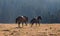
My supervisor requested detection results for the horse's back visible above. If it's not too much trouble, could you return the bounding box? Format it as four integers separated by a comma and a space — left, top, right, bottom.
16, 16, 28, 23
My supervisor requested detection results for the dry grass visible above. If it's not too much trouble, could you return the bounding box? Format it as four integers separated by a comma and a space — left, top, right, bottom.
0, 23, 60, 36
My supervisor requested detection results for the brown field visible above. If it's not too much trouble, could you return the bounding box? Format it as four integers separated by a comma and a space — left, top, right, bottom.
0, 23, 60, 36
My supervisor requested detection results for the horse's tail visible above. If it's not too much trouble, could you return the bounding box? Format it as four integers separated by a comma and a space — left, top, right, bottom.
16, 20, 17, 23
16, 18, 18, 23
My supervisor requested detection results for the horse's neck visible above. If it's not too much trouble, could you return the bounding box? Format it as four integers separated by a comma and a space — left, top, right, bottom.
34, 17, 37, 19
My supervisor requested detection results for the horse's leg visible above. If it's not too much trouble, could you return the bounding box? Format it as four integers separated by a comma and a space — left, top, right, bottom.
31, 23, 34, 27
25, 22, 27, 26
22, 22, 23, 27
18, 22, 20, 28
39, 23, 40, 26
38, 21, 40, 26
36, 23, 37, 27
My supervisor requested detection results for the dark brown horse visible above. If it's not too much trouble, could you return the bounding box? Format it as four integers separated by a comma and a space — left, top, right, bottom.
30, 16, 42, 27
16, 16, 28, 28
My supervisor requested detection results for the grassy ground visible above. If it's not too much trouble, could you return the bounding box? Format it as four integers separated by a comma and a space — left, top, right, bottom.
0, 23, 60, 36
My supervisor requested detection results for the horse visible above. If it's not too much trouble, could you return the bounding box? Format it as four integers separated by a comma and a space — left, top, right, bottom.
16, 16, 28, 28
30, 16, 42, 27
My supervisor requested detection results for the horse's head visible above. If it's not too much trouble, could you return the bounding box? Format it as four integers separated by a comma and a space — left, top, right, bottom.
37, 16, 42, 20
